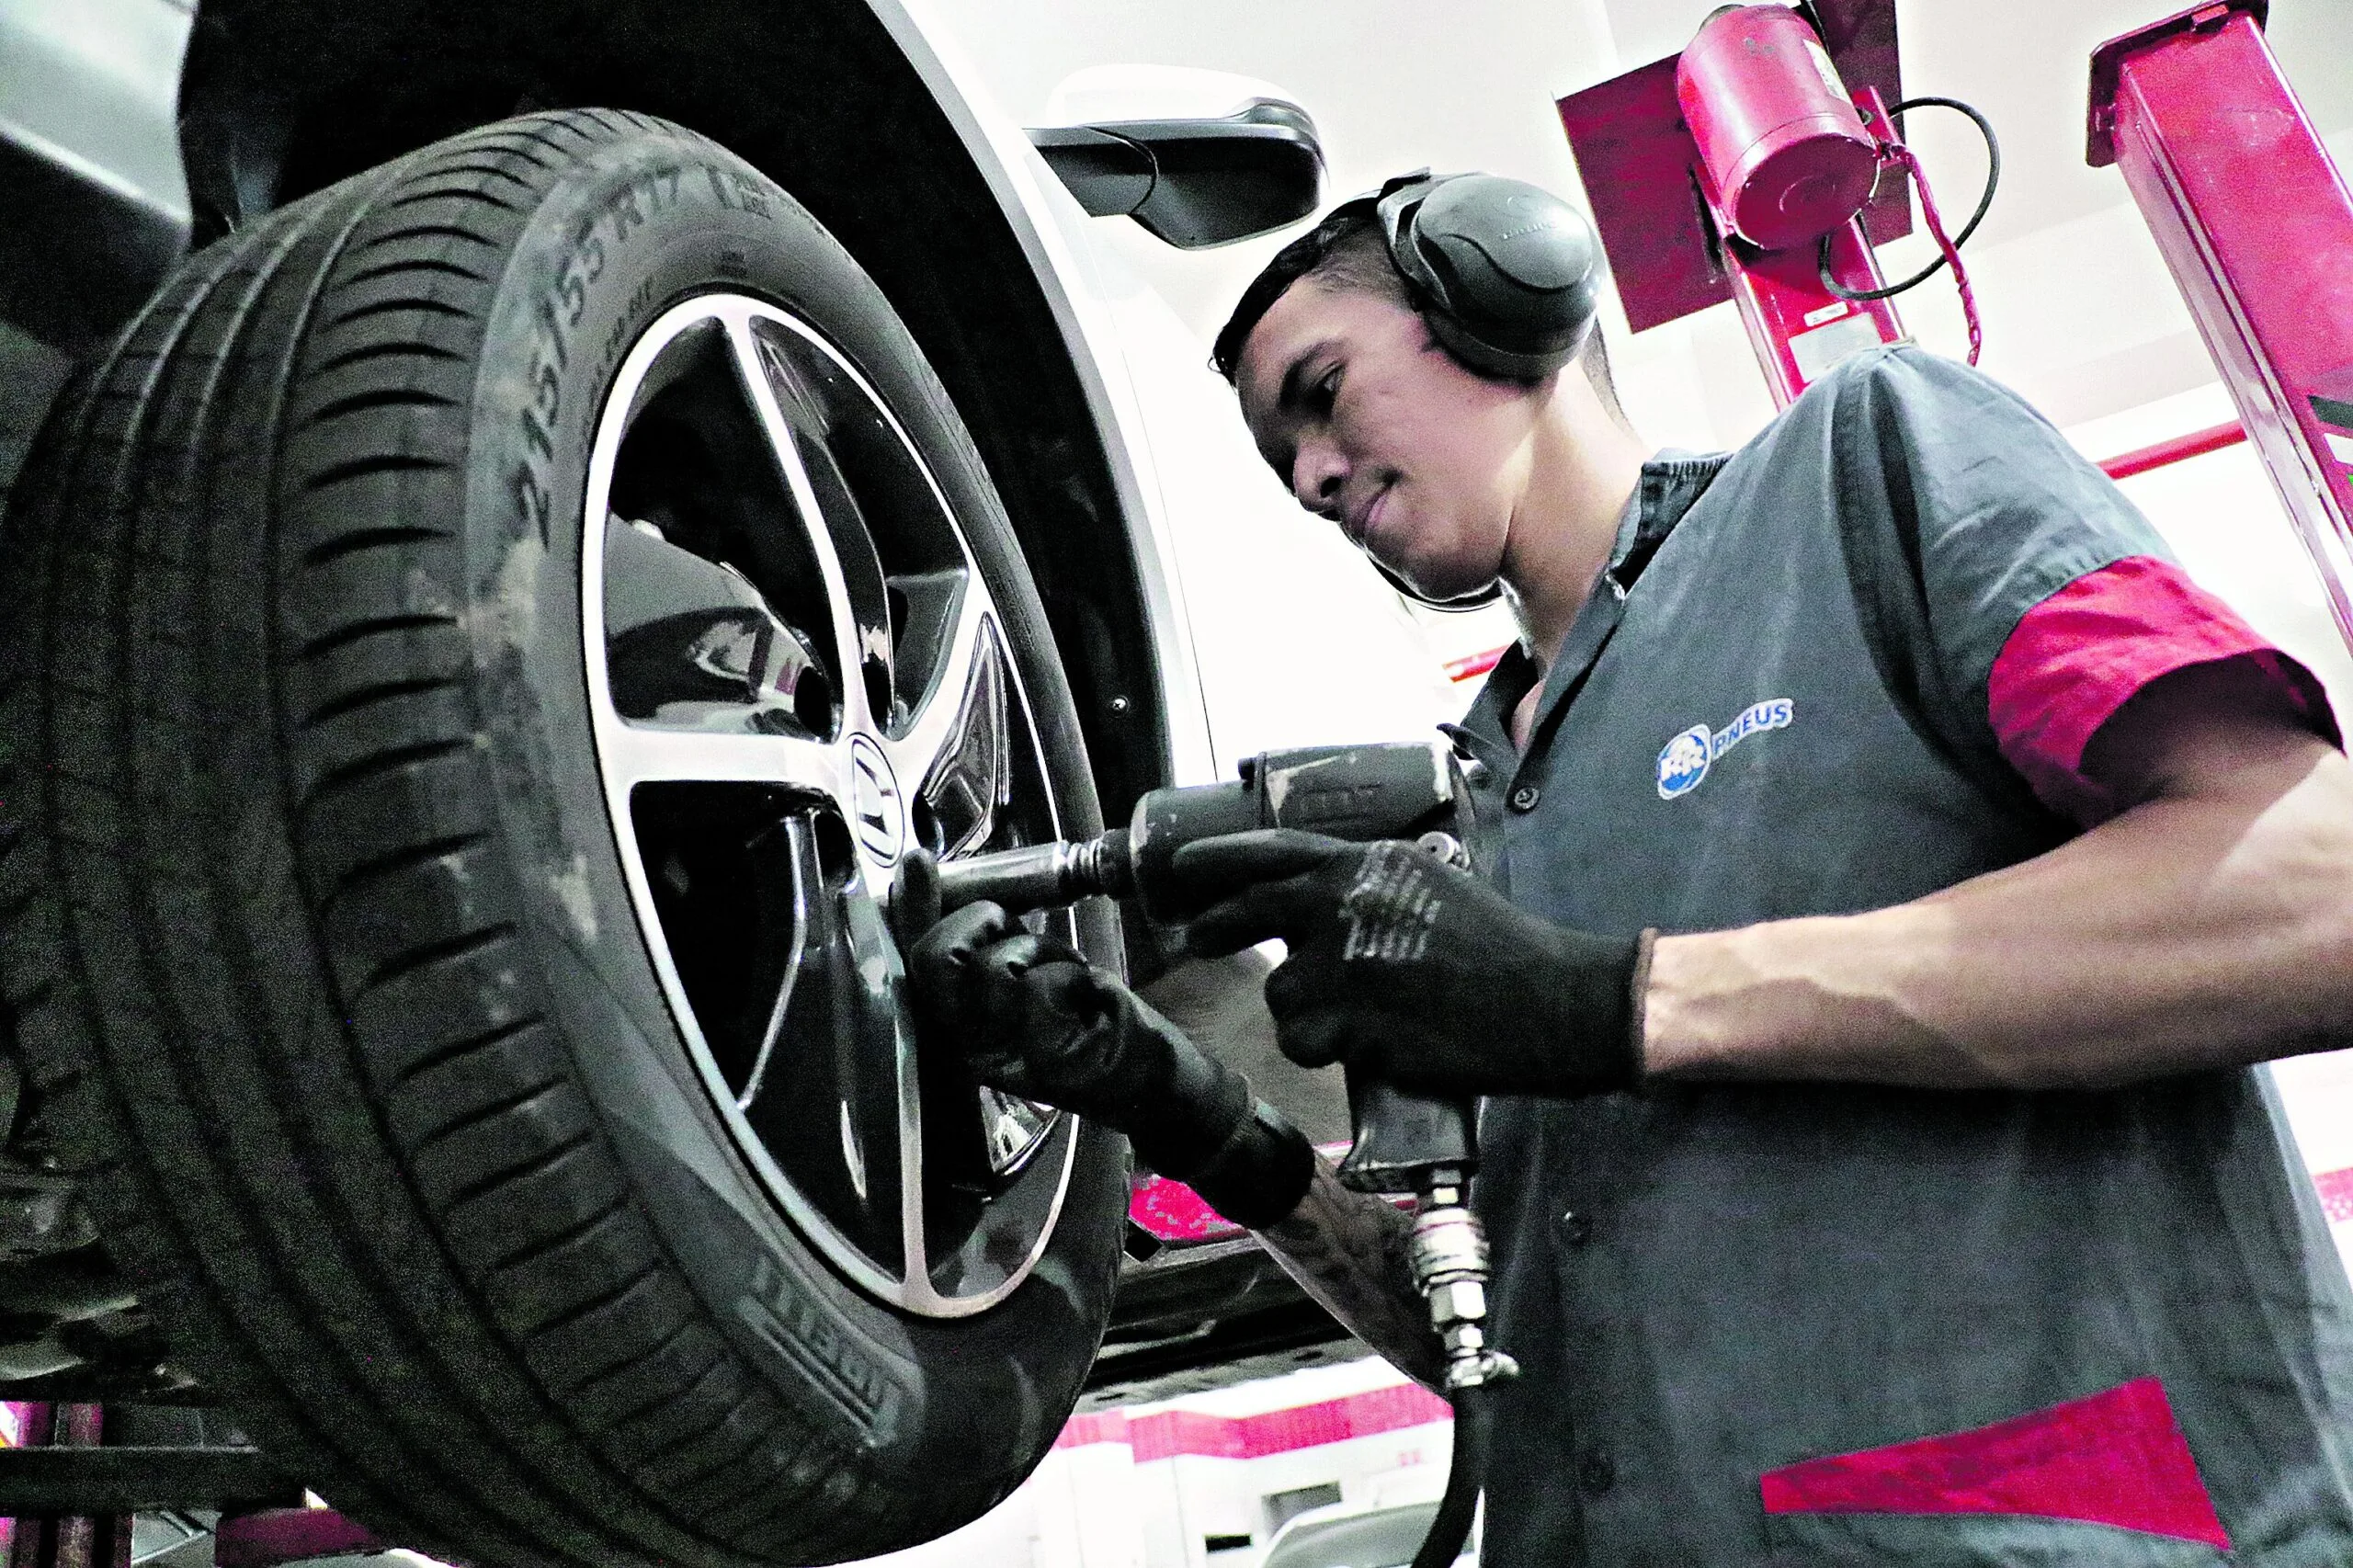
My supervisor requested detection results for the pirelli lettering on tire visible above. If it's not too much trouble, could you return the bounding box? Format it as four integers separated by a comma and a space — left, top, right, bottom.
738, 1254, 905, 1447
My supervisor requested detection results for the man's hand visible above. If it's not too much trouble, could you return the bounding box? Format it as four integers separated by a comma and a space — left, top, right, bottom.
908, 902, 1179, 1124
1174, 830, 1651, 1098
904, 900, 1313, 1229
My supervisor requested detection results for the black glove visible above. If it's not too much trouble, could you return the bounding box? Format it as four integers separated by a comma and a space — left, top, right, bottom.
905, 901, 1313, 1230
1173, 830, 1652, 1099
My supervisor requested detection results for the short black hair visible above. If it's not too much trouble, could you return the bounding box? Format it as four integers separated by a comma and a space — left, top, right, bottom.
1212, 194, 1627, 427
1211, 197, 1400, 383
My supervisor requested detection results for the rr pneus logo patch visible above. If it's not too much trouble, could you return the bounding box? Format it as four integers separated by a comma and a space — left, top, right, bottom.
1656, 698, 1795, 799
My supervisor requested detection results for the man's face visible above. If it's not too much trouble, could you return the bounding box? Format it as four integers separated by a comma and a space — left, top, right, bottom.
1235, 279, 1540, 601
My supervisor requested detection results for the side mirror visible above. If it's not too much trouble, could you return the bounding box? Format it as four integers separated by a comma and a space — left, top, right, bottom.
1029, 99, 1325, 249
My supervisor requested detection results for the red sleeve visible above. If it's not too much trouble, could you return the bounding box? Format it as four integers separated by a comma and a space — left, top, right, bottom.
1985, 556, 2340, 824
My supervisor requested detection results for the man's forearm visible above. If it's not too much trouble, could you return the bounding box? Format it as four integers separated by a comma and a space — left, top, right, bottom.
1643, 728, 2353, 1089
1250, 1154, 1445, 1390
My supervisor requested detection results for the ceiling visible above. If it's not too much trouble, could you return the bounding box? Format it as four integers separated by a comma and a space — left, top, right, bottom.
904, 0, 2353, 446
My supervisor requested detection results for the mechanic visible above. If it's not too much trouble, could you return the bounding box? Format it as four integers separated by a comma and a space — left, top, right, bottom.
909, 178, 2353, 1563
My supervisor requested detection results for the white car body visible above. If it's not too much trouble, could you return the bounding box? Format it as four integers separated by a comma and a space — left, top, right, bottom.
872, 11, 1487, 787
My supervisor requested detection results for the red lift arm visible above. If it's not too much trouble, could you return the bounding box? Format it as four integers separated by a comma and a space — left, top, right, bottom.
2091, 0, 2353, 655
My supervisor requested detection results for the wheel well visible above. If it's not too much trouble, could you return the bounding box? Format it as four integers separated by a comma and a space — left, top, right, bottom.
178, 0, 1171, 824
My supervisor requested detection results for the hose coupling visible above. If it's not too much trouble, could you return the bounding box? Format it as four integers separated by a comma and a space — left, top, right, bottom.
1411, 1182, 1519, 1392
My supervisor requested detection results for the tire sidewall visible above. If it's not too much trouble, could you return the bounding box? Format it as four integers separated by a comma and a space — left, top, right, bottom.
456, 122, 1123, 1492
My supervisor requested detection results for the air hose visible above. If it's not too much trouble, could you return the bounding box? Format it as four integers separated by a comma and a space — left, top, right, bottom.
1395, 1178, 1515, 1568
1818, 97, 2002, 364
1412, 1381, 1497, 1568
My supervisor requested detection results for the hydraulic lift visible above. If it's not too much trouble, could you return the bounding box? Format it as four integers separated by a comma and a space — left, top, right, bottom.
0, 1396, 376, 1568
1555, 0, 2353, 663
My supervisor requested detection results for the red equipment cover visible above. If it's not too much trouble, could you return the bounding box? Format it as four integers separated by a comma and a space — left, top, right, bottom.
1556, 0, 1908, 334
1677, 4, 1879, 252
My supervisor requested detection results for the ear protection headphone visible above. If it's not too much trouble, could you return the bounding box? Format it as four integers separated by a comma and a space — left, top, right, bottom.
1353, 172, 1604, 609
1374, 170, 1603, 383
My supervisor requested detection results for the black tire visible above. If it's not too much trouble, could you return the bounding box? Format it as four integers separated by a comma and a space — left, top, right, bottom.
0, 108, 1126, 1567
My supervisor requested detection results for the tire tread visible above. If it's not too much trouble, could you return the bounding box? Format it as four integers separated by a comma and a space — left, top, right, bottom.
0, 108, 1114, 1568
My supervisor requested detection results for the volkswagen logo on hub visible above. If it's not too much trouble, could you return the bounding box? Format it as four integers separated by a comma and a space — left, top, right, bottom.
848, 734, 905, 864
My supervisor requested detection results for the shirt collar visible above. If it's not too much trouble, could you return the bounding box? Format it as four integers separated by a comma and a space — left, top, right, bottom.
1456, 449, 1732, 745
1608, 449, 1731, 593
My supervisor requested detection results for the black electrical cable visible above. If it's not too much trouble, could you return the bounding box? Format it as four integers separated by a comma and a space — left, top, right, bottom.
1816, 96, 2001, 301
1409, 1382, 1495, 1568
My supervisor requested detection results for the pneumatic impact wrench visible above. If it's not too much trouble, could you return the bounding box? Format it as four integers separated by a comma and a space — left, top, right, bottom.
908, 738, 1520, 1393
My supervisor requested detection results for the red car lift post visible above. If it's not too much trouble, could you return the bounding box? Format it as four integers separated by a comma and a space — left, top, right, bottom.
2091, 0, 2353, 656
1, 1399, 341, 1568
4, 1404, 128, 1568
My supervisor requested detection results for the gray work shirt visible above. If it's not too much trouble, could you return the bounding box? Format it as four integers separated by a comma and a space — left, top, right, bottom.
1449, 347, 2353, 1565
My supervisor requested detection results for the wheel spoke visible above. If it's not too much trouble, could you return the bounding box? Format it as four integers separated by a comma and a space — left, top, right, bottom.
599, 721, 841, 797
732, 815, 813, 1112
890, 607, 1010, 859
734, 840, 912, 1274
722, 312, 882, 734
733, 314, 900, 733
977, 1089, 1058, 1175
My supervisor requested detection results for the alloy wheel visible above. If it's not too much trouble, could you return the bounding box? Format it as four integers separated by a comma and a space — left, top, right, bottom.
580, 293, 1076, 1317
